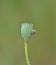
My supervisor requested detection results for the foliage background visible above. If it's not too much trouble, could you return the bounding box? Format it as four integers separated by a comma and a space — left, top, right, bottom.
0, 0, 56, 65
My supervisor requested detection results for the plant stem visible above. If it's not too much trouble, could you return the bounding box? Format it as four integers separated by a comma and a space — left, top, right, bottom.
24, 40, 30, 65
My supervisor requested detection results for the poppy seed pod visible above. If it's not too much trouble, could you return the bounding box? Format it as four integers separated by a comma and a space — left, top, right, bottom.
21, 23, 36, 40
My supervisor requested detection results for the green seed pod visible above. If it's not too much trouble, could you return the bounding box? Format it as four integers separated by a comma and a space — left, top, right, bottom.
21, 23, 34, 40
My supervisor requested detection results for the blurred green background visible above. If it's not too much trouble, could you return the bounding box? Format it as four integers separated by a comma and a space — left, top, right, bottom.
0, 0, 56, 65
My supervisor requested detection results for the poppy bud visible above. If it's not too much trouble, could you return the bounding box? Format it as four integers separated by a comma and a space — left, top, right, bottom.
21, 23, 36, 40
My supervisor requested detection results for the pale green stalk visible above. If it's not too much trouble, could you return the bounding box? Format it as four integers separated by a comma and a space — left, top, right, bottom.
24, 40, 30, 65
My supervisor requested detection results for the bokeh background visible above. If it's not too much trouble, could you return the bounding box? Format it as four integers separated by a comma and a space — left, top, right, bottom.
0, 0, 56, 65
